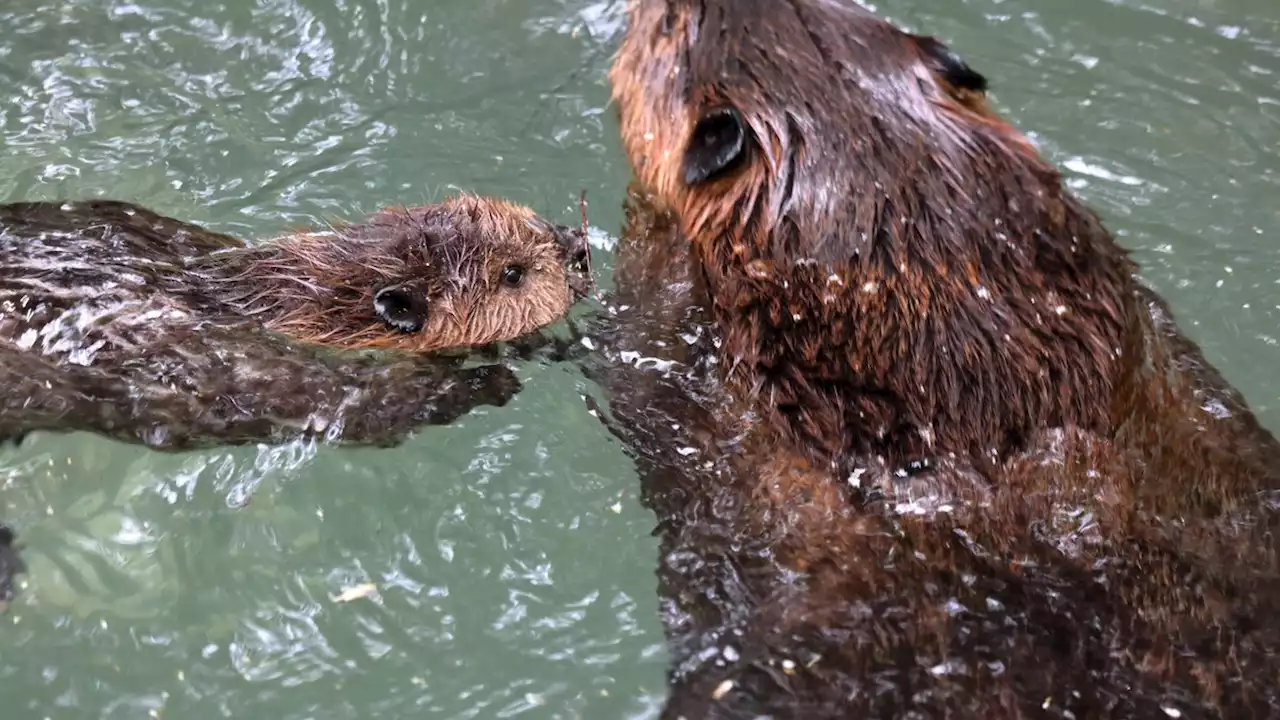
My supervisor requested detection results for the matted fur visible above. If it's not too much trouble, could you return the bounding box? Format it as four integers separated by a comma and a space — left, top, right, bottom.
198, 194, 587, 352
611, 0, 1134, 468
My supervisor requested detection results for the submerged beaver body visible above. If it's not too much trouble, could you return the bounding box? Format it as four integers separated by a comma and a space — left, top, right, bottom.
590, 0, 1280, 717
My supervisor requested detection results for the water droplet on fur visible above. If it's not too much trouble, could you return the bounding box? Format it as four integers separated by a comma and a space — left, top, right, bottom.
928, 659, 965, 676
711, 679, 735, 700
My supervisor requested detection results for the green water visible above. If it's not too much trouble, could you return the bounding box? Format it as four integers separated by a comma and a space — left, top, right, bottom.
1, 0, 1277, 717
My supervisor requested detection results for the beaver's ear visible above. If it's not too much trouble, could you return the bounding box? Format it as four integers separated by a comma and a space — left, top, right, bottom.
373, 284, 429, 333
911, 35, 987, 94
683, 106, 748, 186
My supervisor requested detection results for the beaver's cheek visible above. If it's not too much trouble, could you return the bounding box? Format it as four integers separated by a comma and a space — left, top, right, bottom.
682, 105, 749, 186
372, 284, 429, 333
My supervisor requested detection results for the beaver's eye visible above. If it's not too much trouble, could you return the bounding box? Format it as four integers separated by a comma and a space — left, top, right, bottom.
501, 264, 525, 288
683, 106, 748, 186
910, 34, 988, 94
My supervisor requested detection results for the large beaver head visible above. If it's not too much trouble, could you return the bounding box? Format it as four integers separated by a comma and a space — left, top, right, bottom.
206, 194, 592, 353
610, 0, 1138, 466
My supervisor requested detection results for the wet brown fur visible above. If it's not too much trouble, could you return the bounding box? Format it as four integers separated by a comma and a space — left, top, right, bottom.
200, 193, 589, 353
588, 0, 1280, 717
611, 0, 1135, 470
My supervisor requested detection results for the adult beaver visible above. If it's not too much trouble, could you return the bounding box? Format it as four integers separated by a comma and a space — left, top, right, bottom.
589, 0, 1280, 717
0, 194, 592, 452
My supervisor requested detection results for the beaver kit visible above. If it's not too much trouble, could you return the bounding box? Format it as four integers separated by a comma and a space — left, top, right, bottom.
592, 0, 1280, 716
0, 194, 591, 608
0, 195, 592, 452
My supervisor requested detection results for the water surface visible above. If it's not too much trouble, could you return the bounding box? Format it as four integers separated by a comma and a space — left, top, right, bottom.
1, 0, 1277, 717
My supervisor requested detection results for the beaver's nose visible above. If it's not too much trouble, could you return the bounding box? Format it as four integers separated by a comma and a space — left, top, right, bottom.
553, 224, 590, 268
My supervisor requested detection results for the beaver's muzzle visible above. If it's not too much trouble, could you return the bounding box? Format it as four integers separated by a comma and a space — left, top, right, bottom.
553, 223, 593, 298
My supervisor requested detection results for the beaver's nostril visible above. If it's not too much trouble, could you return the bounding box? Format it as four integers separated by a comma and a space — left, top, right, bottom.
552, 224, 590, 268
551, 224, 575, 244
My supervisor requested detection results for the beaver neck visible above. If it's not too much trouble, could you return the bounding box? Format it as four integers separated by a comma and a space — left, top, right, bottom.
193, 232, 389, 345
701, 188, 1138, 469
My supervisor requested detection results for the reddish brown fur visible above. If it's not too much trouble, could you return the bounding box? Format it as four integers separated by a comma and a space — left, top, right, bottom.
611, 0, 1134, 469
589, 1, 1280, 717
200, 193, 591, 353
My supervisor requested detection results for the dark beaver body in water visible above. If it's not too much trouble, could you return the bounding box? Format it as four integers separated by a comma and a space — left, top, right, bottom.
586, 0, 1280, 717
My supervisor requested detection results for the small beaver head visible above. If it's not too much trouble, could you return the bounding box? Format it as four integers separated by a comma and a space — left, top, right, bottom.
610, 0, 1135, 462
205, 194, 593, 353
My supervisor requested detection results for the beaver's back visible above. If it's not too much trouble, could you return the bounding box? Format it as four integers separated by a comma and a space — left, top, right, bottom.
0, 200, 247, 362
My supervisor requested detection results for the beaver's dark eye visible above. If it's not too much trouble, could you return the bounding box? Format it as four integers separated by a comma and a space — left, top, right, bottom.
683, 106, 748, 186
501, 264, 525, 288
373, 284, 428, 333
911, 35, 988, 94
659, 7, 675, 35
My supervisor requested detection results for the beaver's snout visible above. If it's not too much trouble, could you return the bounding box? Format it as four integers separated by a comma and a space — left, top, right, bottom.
553, 224, 590, 271
553, 223, 593, 299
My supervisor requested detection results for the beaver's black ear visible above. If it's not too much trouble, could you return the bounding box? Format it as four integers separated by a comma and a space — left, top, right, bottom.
683, 106, 748, 186
912, 35, 987, 93
373, 284, 428, 333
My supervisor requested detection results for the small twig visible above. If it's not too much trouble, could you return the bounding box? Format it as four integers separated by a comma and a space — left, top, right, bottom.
578, 189, 600, 300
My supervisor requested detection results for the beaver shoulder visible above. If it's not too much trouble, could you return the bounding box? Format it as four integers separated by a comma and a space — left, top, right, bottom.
600, 0, 1280, 716
0, 195, 591, 451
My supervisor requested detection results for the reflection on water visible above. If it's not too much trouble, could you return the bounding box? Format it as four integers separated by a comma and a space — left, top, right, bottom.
1, 0, 1279, 717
